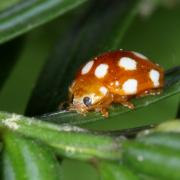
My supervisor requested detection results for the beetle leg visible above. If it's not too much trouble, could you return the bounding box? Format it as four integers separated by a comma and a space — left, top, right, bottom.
120, 101, 135, 109
113, 95, 135, 109
94, 93, 113, 118
100, 108, 109, 117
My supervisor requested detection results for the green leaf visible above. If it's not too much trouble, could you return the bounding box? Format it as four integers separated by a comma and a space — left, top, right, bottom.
154, 120, 180, 133
137, 132, 180, 151
3, 132, 62, 180
1, 113, 180, 179
39, 66, 180, 125
177, 104, 180, 118
122, 140, 180, 180
0, 112, 122, 161
0, 0, 88, 44
0, 0, 21, 11
121, 121, 180, 179
0, 37, 23, 91
25, 0, 139, 116
98, 161, 139, 180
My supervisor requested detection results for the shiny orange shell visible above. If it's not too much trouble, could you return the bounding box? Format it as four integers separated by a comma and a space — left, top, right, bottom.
68, 50, 164, 117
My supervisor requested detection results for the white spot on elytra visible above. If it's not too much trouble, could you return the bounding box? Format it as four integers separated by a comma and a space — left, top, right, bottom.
118, 57, 137, 70
123, 79, 138, 94
149, 69, 160, 87
99, 86, 108, 95
95, 64, 109, 78
81, 60, 94, 75
133, 51, 148, 60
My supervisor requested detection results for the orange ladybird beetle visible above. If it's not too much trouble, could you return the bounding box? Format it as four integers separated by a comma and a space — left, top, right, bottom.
68, 50, 164, 117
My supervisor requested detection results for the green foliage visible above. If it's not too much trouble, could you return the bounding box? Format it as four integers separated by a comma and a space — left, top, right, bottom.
0, 112, 180, 179
3, 132, 61, 180
0, 0, 88, 44
98, 161, 139, 180
122, 140, 180, 180
0, 0, 179, 179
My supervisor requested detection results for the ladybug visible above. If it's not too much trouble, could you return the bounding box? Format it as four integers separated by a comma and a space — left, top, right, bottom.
68, 50, 164, 117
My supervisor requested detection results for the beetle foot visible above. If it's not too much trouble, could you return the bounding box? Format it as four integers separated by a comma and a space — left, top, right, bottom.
121, 101, 135, 109
100, 108, 109, 118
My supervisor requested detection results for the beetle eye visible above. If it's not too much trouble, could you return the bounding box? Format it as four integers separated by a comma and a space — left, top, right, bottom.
83, 97, 92, 107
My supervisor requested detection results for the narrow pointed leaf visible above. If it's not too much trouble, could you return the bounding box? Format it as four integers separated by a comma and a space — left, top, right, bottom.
98, 161, 139, 180
0, 0, 21, 11
0, 37, 23, 90
0, 112, 122, 161
137, 132, 180, 150
0, 0, 88, 44
176, 104, 180, 118
155, 120, 180, 133
122, 140, 180, 180
3, 132, 62, 180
